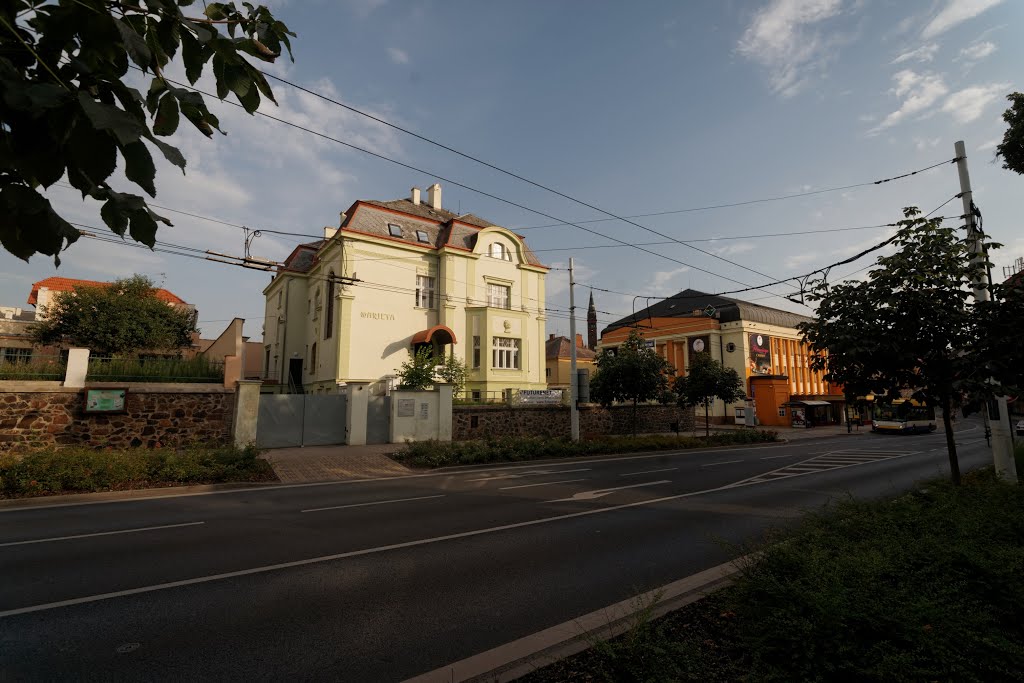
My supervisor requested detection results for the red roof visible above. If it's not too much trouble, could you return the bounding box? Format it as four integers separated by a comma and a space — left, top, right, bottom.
28, 277, 187, 306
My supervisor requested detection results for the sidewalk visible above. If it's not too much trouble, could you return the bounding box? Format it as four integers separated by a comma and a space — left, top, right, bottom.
260, 443, 412, 484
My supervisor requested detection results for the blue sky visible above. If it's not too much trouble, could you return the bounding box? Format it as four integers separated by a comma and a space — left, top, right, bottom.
3, 0, 1022, 341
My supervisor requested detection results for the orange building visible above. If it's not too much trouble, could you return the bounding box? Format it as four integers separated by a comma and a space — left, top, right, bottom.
600, 289, 844, 427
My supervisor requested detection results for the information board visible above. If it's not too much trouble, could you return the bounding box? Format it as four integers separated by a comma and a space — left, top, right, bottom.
84, 388, 127, 414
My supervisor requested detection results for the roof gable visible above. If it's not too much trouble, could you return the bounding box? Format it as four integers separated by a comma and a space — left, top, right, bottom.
28, 277, 187, 306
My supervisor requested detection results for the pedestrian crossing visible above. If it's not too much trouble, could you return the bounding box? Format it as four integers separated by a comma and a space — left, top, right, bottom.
727, 449, 919, 488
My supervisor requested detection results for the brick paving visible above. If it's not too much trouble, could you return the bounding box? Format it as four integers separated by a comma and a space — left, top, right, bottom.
261, 444, 412, 484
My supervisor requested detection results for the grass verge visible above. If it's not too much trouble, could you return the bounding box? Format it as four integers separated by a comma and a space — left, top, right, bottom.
523, 468, 1024, 682
392, 430, 780, 469
0, 445, 276, 498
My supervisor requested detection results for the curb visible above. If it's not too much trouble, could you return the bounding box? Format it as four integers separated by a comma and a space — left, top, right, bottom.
403, 557, 746, 683
0, 480, 281, 511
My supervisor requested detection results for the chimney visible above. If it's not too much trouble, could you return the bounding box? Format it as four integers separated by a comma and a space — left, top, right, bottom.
324, 227, 338, 239
410, 187, 421, 205
427, 183, 441, 210
576, 333, 584, 348
339, 211, 347, 226
549, 333, 555, 340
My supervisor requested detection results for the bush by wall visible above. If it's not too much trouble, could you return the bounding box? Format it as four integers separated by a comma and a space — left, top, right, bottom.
393, 430, 779, 468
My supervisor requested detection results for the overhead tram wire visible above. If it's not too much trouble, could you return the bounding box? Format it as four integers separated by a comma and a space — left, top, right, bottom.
138, 71, 802, 301
263, 70, 956, 279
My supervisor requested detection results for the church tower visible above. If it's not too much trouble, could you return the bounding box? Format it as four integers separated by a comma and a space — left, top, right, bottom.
587, 290, 598, 350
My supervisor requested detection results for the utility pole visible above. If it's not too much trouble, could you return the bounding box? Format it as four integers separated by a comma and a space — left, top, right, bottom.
569, 257, 580, 441
955, 140, 1017, 482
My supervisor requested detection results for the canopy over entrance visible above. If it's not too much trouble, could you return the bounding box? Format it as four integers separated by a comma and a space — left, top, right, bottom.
411, 325, 457, 346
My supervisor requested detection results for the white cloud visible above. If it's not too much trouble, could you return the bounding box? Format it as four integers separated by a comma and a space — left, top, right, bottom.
959, 40, 996, 60
891, 43, 939, 64
921, 0, 1005, 39
977, 137, 1001, 151
869, 70, 949, 133
942, 82, 1010, 123
711, 243, 756, 257
736, 0, 844, 97
914, 136, 941, 150
785, 251, 820, 270
652, 266, 690, 288
387, 47, 409, 65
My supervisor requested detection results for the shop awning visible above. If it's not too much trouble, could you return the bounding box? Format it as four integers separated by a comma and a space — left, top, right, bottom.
411, 325, 457, 346
783, 400, 832, 407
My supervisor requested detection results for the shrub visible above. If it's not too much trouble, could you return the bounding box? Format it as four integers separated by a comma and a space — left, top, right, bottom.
0, 445, 274, 497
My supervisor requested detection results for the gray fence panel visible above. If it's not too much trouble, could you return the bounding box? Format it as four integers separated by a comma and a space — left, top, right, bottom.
302, 394, 348, 446
366, 393, 390, 444
256, 394, 304, 448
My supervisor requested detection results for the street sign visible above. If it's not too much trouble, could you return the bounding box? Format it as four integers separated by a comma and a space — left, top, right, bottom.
643, 339, 656, 349
703, 305, 716, 317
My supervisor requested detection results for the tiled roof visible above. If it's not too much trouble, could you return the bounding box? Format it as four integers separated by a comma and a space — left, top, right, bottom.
345, 199, 546, 267
28, 277, 187, 306
545, 335, 597, 360
602, 289, 813, 334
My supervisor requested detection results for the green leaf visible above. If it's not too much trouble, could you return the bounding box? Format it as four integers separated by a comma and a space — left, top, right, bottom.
248, 65, 276, 104
153, 93, 180, 136
67, 121, 117, 187
147, 136, 186, 172
101, 197, 129, 237
78, 92, 146, 146
127, 207, 158, 246
121, 141, 157, 197
146, 77, 167, 115
236, 81, 260, 113
114, 18, 152, 69
179, 29, 205, 85
205, 4, 229, 21
212, 52, 230, 100
0, 184, 79, 261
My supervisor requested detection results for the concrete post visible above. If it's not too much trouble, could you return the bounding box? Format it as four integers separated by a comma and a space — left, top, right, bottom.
233, 379, 261, 448
438, 383, 453, 442
64, 348, 90, 388
346, 382, 370, 445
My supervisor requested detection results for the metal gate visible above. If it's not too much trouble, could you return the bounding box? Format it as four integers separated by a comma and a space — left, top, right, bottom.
366, 393, 390, 445
256, 394, 347, 448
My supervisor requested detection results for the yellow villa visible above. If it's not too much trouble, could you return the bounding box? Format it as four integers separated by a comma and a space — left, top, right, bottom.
262, 184, 549, 397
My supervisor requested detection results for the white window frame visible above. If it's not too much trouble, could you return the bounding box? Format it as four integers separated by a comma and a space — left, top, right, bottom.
492, 336, 520, 370
416, 275, 436, 309
489, 241, 513, 261
486, 283, 511, 309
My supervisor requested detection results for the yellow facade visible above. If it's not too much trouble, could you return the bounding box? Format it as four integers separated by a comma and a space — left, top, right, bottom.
262, 187, 549, 396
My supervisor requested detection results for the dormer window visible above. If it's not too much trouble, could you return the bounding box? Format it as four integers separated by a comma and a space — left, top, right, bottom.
388, 223, 403, 238
416, 230, 430, 243
489, 242, 512, 261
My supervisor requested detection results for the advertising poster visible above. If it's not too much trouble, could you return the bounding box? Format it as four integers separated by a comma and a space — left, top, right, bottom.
748, 334, 772, 375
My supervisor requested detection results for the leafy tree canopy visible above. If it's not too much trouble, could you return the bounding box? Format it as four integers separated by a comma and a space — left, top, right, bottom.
0, 0, 295, 263
30, 274, 198, 355
590, 329, 675, 407
396, 349, 470, 393
996, 92, 1024, 176
798, 207, 1001, 484
675, 352, 745, 437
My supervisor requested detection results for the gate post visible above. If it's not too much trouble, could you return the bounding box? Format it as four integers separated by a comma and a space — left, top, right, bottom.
233, 379, 261, 448
438, 383, 453, 442
346, 382, 370, 445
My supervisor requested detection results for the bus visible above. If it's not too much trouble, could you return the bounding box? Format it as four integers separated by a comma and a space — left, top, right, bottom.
871, 399, 937, 434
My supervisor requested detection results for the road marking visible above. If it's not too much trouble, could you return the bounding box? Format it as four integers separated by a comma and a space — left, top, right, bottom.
702, 459, 743, 467
0, 522, 204, 548
620, 467, 678, 477
465, 468, 590, 483
551, 480, 671, 503
301, 495, 444, 513
760, 453, 799, 460
499, 478, 589, 491
727, 449, 920, 488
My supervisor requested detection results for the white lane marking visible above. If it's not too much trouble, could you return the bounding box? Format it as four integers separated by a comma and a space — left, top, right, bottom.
760, 453, 800, 460
302, 495, 444, 513
499, 478, 589, 491
551, 480, 671, 503
0, 522, 204, 548
0, 443, 800, 513
620, 467, 678, 477
702, 459, 744, 467
465, 468, 591, 483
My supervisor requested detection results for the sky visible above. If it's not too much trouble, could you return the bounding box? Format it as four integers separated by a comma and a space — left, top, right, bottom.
2, 0, 1022, 342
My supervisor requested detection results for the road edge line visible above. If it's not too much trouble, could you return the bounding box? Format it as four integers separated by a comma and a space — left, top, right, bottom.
402, 556, 747, 683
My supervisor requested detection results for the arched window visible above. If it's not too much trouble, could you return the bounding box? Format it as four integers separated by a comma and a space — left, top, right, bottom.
490, 241, 513, 261
325, 271, 335, 339
310, 343, 317, 373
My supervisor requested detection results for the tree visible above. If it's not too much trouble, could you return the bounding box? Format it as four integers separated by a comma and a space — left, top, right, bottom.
29, 274, 197, 355
590, 328, 675, 435
0, 1, 295, 263
798, 207, 1001, 485
435, 353, 469, 397
996, 92, 1024, 176
674, 352, 745, 438
395, 347, 436, 390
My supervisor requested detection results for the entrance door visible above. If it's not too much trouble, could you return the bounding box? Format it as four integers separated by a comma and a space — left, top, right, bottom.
366, 392, 390, 444
288, 358, 303, 392
256, 393, 347, 448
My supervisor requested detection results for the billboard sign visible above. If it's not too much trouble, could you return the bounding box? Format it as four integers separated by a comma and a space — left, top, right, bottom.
688, 335, 710, 356
748, 334, 772, 375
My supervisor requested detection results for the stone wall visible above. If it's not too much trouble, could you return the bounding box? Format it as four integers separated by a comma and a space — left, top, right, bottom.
0, 382, 234, 452
453, 403, 695, 441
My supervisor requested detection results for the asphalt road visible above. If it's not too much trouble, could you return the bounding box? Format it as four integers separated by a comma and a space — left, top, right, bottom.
0, 422, 991, 681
